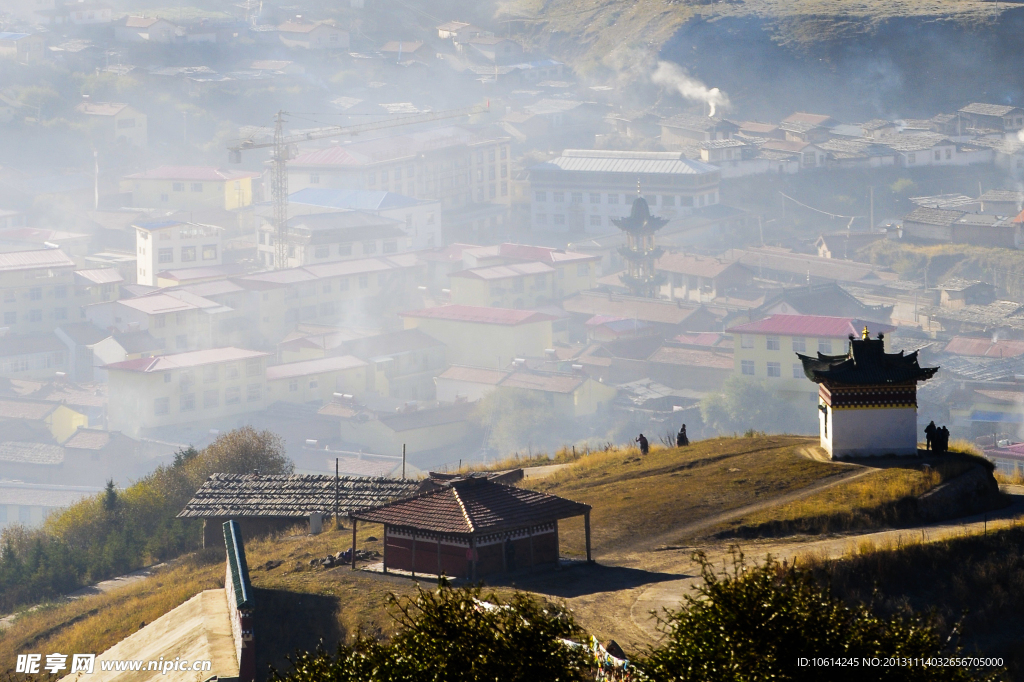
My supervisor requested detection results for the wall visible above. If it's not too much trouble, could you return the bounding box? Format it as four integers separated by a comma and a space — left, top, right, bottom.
823, 404, 919, 457
383, 523, 558, 578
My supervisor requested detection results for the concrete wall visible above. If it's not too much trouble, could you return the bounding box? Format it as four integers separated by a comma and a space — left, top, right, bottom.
823, 404, 919, 458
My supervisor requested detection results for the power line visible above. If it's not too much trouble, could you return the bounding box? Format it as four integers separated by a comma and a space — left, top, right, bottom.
779, 191, 866, 221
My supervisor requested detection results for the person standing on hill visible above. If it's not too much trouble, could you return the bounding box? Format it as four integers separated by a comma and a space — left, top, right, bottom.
636, 433, 649, 455
938, 426, 950, 454
677, 424, 689, 447
924, 421, 937, 451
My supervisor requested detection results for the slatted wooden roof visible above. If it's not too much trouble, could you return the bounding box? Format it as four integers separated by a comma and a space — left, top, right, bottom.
177, 473, 423, 519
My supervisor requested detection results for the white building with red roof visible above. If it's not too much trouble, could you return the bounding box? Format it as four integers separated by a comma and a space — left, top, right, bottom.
106, 347, 270, 436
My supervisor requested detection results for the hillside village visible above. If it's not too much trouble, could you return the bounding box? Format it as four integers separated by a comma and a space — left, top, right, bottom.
2, 0, 1024, 535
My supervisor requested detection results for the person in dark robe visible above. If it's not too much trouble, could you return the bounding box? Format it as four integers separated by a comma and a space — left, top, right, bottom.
924, 421, 937, 451
677, 424, 689, 447
636, 433, 649, 455
938, 426, 950, 454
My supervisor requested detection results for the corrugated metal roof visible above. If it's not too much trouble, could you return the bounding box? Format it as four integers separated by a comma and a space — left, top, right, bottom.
124, 166, 259, 181
450, 262, 554, 281
437, 365, 509, 385
106, 347, 268, 372
536, 151, 718, 176
0, 249, 76, 272
266, 355, 366, 380
400, 304, 556, 326
727, 314, 895, 338
75, 268, 124, 285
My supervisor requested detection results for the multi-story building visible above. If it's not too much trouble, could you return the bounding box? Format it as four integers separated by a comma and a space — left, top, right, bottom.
286, 126, 512, 211
289, 188, 443, 250
0, 32, 46, 63
135, 219, 223, 286
0, 250, 79, 335
726, 315, 895, 406
449, 262, 555, 308
255, 211, 407, 269
84, 290, 229, 352
121, 166, 259, 210
528, 150, 721, 233
106, 347, 270, 437
265, 355, 368, 405
76, 101, 147, 147
458, 243, 599, 299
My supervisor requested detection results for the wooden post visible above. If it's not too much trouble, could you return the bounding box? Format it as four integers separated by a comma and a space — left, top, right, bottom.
584, 511, 592, 563
411, 529, 417, 579
350, 519, 357, 570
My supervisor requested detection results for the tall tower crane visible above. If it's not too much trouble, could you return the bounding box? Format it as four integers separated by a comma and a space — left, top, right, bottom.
228, 104, 488, 269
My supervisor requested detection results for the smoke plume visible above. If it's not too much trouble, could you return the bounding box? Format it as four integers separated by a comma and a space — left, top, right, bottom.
652, 61, 730, 117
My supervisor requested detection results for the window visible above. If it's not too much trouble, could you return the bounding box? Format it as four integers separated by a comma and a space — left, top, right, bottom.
338, 243, 353, 256
740, 334, 754, 349
381, 170, 388, 183
383, 240, 398, 254
818, 339, 832, 354
117, 118, 135, 129
338, 278, 350, 291
172, 182, 184, 192
501, 181, 508, 196
29, 287, 41, 301
589, 215, 602, 227
175, 334, 187, 349
741, 360, 755, 376
246, 358, 262, 377
246, 384, 262, 402
362, 241, 377, 255
793, 363, 804, 379
367, 172, 376, 185
309, 379, 319, 389
160, 193, 169, 202
202, 245, 217, 261
224, 362, 239, 380
154, 315, 166, 329
54, 307, 67, 320
29, 309, 41, 322
2, 311, 14, 325
945, 148, 952, 159
225, 386, 241, 405
553, 214, 565, 226
663, 195, 676, 206
181, 246, 196, 262
315, 245, 330, 259
577, 263, 590, 276
907, 153, 916, 165
553, 192, 565, 203
158, 248, 173, 264
54, 286, 67, 299
766, 336, 780, 351
3, 290, 14, 303
589, 192, 601, 204
934, 150, 941, 161
792, 337, 806, 352
154, 397, 170, 415
164, 372, 172, 383
359, 275, 369, 288
571, 192, 583, 204
289, 379, 298, 392
203, 365, 218, 383
203, 389, 219, 408
680, 196, 694, 207
535, 214, 547, 225
191, 183, 203, 192
180, 393, 195, 411
767, 362, 781, 378
608, 194, 619, 205
310, 173, 320, 184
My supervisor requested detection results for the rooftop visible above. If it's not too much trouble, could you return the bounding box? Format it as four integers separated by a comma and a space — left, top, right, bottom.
904, 207, 966, 227
500, 371, 584, 394
533, 150, 719, 176
400, 305, 556, 326
798, 332, 938, 386
0, 249, 76, 272
959, 103, 1023, 117
655, 253, 743, 278
647, 346, 733, 369
562, 291, 701, 325
265, 355, 367, 381
289, 188, 421, 211
0, 441, 64, 465
178, 473, 422, 518
727, 314, 896, 338
450, 262, 555, 281
351, 477, 590, 535
943, 336, 1024, 359
0, 398, 58, 421
123, 166, 259, 182
106, 347, 268, 372
436, 365, 509, 386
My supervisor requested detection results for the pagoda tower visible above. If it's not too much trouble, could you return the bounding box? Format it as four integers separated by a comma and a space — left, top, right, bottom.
798, 328, 939, 458
611, 188, 668, 298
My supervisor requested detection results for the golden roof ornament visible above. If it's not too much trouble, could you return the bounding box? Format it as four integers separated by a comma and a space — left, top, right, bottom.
862, 325, 870, 340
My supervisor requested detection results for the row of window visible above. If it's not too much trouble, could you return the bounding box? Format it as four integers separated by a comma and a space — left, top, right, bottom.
4, 309, 67, 324
153, 384, 262, 414
534, 191, 713, 207
0, 505, 35, 524
739, 335, 834, 354
164, 358, 263, 386
156, 245, 218, 264
171, 182, 204, 193
2, 286, 68, 302
0, 352, 64, 374
740, 360, 805, 379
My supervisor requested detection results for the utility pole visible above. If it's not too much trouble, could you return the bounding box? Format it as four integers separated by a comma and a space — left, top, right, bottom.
402, 443, 406, 479
271, 110, 289, 269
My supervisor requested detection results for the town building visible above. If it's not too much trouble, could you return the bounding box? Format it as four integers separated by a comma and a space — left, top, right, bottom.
135, 219, 223, 286
276, 19, 349, 50
289, 188, 443, 250
113, 16, 178, 43
448, 262, 556, 308
265, 355, 368, 405
659, 114, 739, 145
286, 126, 512, 210
0, 481, 103, 531
0, 249, 79, 336
350, 476, 592, 579
121, 167, 259, 210
399, 305, 557, 367
528, 151, 720, 233
656, 253, 752, 302
256, 211, 407, 269
336, 329, 448, 400
179, 472, 422, 547
0, 333, 70, 380
434, 367, 617, 417
727, 315, 897, 407
798, 328, 938, 458
957, 103, 1024, 133
0, 33, 46, 63
106, 347, 270, 437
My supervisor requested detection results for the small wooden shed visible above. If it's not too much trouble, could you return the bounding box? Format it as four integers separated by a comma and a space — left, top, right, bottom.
350, 476, 592, 579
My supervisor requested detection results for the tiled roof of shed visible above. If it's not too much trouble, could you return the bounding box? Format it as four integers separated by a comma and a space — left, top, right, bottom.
351, 477, 590, 534
178, 473, 422, 518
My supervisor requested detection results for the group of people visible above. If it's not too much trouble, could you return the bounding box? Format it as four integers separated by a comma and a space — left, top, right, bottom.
634, 424, 689, 456
924, 421, 950, 454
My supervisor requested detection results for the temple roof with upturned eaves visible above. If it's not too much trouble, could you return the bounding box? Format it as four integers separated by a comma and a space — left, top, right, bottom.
797, 331, 938, 387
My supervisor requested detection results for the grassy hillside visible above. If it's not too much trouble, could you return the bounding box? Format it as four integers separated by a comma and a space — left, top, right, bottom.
526, 436, 847, 553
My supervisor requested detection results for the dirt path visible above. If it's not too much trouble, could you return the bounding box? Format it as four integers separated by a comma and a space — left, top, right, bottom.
624, 490, 1024, 642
